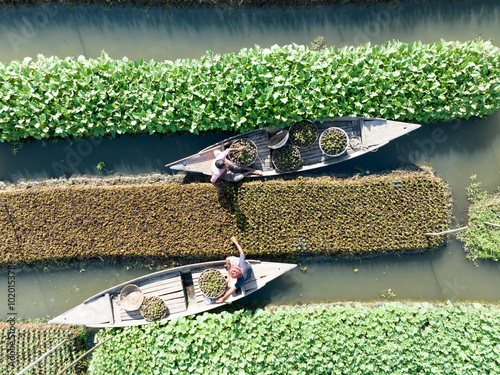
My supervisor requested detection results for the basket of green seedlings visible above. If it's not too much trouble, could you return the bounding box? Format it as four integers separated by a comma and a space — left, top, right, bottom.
198, 269, 227, 299
319, 127, 349, 157
271, 143, 301, 172
227, 138, 258, 167
140, 296, 167, 322
289, 120, 318, 148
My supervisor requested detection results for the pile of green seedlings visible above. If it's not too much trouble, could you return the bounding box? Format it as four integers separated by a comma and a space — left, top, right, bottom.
227, 139, 258, 167
271, 144, 302, 172
198, 269, 227, 298
457, 175, 500, 261
0, 39, 499, 143
289, 120, 318, 147
140, 296, 167, 321
0, 170, 449, 267
320, 127, 348, 155
88, 303, 500, 375
0, 322, 87, 375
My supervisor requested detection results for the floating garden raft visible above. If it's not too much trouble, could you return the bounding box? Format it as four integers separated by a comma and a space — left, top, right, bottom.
0, 39, 499, 143
0, 169, 450, 267
457, 176, 500, 261
88, 303, 500, 375
0, 322, 87, 375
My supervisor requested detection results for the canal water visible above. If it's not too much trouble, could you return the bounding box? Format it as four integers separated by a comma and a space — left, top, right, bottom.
1, 0, 500, 319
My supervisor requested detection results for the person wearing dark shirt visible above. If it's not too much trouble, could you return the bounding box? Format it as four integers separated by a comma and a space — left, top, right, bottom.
216, 236, 252, 303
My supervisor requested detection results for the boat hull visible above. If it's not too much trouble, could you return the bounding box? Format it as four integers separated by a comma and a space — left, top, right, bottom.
49, 260, 296, 327
165, 117, 421, 177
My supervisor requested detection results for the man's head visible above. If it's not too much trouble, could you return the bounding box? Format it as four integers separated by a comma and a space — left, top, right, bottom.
215, 159, 225, 169
230, 266, 243, 279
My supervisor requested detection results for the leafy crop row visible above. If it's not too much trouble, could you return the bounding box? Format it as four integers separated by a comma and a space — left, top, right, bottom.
457, 175, 500, 261
0, 322, 87, 375
88, 303, 500, 375
234, 173, 449, 255
1, 39, 499, 143
0, 171, 449, 267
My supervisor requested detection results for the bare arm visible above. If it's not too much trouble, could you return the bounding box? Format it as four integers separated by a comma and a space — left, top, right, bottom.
231, 236, 244, 255
228, 147, 245, 152
216, 286, 236, 303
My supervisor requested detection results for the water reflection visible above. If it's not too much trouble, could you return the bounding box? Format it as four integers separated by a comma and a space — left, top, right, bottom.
0, 0, 499, 62
2, 238, 499, 320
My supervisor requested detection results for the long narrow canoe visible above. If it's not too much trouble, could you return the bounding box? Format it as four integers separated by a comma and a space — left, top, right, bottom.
49, 260, 296, 328
165, 117, 421, 177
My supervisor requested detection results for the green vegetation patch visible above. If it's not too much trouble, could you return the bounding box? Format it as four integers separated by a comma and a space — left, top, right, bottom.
234, 172, 449, 255
457, 175, 500, 261
88, 303, 500, 375
1, 39, 499, 143
0, 322, 87, 375
0, 170, 449, 267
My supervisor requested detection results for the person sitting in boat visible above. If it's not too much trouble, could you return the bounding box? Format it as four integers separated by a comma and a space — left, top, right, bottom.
216, 236, 252, 304
210, 147, 262, 190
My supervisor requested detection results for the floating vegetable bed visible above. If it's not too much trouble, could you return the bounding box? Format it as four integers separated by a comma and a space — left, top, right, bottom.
227, 139, 258, 167
0, 39, 499, 143
198, 269, 227, 299
456, 176, 500, 261
0, 322, 87, 375
89, 303, 500, 375
0, 170, 450, 267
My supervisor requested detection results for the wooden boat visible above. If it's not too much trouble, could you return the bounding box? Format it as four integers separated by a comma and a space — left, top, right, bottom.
165, 117, 421, 177
48, 260, 296, 328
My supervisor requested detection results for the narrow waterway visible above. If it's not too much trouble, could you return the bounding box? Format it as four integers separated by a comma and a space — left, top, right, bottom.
1, 0, 500, 319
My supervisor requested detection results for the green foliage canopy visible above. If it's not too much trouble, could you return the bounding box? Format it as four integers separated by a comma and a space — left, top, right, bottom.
0, 39, 499, 143
88, 303, 500, 375
457, 175, 500, 261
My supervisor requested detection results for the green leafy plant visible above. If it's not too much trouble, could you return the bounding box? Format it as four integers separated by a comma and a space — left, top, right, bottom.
89, 303, 500, 375
0, 39, 499, 144
320, 127, 348, 156
227, 139, 258, 167
289, 120, 317, 148
271, 143, 301, 172
141, 296, 167, 321
96, 162, 105, 171
457, 175, 500, 261
198, 268, 226, 298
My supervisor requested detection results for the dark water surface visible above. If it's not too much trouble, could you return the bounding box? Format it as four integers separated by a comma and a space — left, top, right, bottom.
1, 0, 500, 319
